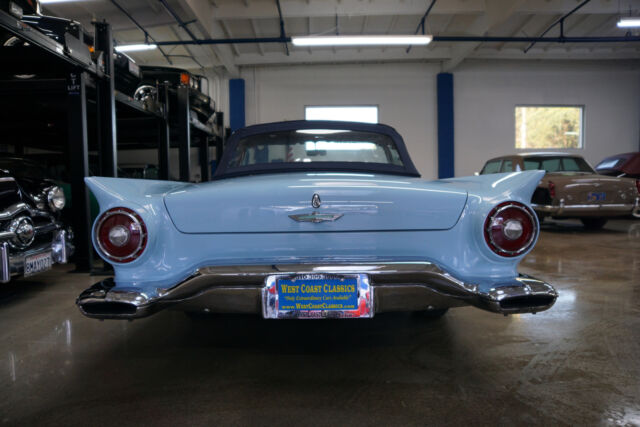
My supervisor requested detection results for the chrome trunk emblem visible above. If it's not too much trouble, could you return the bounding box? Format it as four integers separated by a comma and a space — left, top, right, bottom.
289, 193, 342, 223
289, 212, 343, 223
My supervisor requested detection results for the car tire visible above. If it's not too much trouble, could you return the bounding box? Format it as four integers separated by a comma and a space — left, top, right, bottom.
580, 218, 608, 230
414, 308, 449, 319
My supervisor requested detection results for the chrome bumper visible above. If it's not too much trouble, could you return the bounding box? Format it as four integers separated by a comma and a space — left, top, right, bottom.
76, 262, 557, 320
0, 230, 72, 283
533, 197, 640, 217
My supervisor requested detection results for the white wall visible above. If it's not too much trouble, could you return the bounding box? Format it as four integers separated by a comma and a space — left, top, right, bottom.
237, 59, 640, 180
454, 60, 640, 176
241, 63, 440, 178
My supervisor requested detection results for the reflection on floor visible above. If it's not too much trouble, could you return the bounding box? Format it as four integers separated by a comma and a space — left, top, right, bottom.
0, 219, 638, 425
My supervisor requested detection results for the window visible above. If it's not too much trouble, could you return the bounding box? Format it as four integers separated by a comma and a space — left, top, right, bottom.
305, 106, 378, 124
481, 160, 502, 174
515, 106, 583, 149
227, 129, 403, 167
522, 156, 594, 173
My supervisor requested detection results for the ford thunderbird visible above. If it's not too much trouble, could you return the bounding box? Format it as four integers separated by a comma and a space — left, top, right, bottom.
77, 120, 557, 320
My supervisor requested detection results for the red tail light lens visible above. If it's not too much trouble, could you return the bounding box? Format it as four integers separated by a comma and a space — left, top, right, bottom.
548, 181, 556, 198
484, 202, 537, 257
635, 180, 640, 195
95, 207, 147, 263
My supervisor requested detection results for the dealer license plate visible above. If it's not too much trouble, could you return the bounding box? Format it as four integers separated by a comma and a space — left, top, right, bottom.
24, 252, 53, 277
587, 192, 606, 202
263, 273, 373, 319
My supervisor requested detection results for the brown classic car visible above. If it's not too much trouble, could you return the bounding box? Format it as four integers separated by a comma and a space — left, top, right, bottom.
480, 153, 640, 229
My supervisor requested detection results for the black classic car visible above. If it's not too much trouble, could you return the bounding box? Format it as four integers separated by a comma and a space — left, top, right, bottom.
0, 159, 72, 283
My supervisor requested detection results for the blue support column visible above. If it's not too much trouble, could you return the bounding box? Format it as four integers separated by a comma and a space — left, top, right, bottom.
229, 78, 245, 132
437, 73, 454, 178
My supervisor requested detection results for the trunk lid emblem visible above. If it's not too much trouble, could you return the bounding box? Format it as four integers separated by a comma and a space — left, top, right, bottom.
311, 193, 321, 208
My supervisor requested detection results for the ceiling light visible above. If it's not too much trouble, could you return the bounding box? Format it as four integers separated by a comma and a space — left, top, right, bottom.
617, 17, 640, 28
291, 35, 433, 47
114, 44, 157, 52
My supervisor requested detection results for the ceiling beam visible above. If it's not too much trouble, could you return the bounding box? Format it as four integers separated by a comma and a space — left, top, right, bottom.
250, 19, 265, 55
234, 47, 452, 66
442, 0, 526, 72
207, 0, 622, 20
177, 0, 239, 76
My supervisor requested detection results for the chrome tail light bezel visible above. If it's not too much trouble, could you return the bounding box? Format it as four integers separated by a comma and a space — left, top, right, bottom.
484, 201, 538, 258
94, 207, 148, 263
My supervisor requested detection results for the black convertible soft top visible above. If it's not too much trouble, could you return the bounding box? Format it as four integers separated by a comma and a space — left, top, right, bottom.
213, 120, 421, 179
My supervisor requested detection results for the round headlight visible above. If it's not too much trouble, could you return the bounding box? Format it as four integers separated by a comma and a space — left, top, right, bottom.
47, 186, 66, 211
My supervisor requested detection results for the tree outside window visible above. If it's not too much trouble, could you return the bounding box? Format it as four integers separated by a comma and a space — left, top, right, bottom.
515, 106, 583, 149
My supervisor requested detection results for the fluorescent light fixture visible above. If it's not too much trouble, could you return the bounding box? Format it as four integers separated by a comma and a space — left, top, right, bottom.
617, 17, 640, 27
292, 35, 433, 47
115, 44, 157, 53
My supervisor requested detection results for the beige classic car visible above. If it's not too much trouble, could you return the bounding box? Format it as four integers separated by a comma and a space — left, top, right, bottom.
480, 153, 640, 229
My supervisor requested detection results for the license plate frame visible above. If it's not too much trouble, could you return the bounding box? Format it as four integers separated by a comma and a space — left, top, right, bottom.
24, 251, 53, 277
262, 273, 373, 319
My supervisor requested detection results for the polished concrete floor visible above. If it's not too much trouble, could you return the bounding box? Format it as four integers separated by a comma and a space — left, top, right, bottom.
1, 219, 639, 426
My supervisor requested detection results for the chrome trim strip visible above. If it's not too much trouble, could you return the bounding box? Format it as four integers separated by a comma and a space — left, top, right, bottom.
76, 262, 557, 320
0, 231, 16, 241
0, 202, 53, 221
0, 203, 31, 220
532, 201, 637, 214
288, 212, 344, 223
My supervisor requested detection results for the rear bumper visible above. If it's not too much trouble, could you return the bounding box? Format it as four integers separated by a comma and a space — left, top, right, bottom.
533, 197, 640, 217
76, 262, 557, 320
1, 230, 72, 283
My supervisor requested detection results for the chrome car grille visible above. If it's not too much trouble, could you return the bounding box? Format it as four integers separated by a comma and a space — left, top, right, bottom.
0, 203, 60, 251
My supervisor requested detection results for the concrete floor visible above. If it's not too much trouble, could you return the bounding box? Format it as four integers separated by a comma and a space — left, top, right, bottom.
0, 219, 639, 426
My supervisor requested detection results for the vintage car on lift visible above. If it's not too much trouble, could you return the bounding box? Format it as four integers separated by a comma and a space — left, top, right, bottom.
0, 163, 71, 283
77, 120, 557, 321
480, 153, 640, 229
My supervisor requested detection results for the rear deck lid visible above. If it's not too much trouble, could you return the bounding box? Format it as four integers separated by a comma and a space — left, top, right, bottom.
164, 173, 467, 233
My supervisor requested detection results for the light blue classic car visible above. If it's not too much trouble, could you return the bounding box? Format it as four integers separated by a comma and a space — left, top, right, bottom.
77, 120, 557, 320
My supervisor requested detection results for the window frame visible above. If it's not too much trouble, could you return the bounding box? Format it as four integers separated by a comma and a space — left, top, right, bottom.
304, 105, 380, 124
514, 104, 585, 150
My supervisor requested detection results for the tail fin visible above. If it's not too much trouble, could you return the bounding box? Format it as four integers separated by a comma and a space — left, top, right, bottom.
442, 170, 545, 205
85, 177, 188, 212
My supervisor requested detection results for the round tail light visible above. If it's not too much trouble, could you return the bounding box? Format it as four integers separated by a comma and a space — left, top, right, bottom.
95, 207, 147, 263
484, 201, 537, 257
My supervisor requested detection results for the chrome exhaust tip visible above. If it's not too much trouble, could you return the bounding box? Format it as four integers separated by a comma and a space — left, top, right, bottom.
476, 275, 558, 315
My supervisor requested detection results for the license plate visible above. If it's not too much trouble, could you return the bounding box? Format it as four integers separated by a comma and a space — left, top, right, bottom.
587, 192, 606, 202
263, 273, 373, 319
24, 252, 53, 277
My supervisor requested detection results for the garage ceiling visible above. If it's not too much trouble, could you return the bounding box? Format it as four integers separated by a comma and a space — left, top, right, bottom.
43, 0, 640, 74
